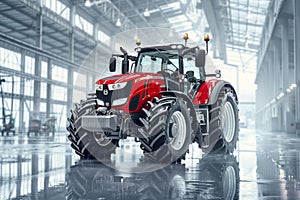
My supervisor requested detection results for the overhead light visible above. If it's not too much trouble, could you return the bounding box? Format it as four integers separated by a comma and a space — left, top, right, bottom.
276, 92, 285, 100
85, 0, 91, 7
143, 8, 150, 17
116, 0, 121, 27
180, 0, 187, 4
116, 18, 121, 27
289, 83, 297, 90
271, 99, 276, 104
144, 0, 150, 17
291, 83, 297, 89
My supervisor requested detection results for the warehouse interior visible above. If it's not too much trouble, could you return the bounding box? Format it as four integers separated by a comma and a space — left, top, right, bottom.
0, 0, 300, 199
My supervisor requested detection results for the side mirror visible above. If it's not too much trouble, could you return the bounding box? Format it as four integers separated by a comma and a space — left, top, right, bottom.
109, 57, 116, 72
195, 49, 206, 68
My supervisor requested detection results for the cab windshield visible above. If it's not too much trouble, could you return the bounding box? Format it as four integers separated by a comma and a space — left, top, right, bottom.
136, 50, 178, 74
135, 50, 200, 79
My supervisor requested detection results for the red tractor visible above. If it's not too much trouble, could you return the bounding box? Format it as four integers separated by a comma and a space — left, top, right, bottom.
67, 35, 239, 162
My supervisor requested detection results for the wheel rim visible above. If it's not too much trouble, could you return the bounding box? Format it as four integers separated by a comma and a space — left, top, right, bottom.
223, 165, 236, 199
169, 111, 187, 151
93, 132, 112, 147
222, 101, 236, 143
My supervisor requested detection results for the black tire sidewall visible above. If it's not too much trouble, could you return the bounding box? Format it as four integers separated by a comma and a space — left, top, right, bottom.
68, 98, 118, 159
221, 93, 239, 153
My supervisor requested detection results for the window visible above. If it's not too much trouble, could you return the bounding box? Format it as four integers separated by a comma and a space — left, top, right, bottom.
40, 102, 47, 112
98, 30, 111, 46
40, 82, 47, 99
137, 53, 163, 73
52, 85, 67, 101
43, 0, 70, 20
0, 47, 21, 70
52, 65, 67, 83
41, 61, 48, 78
25, 56, 35, 74
73, 71, 86, 88
24, 80, 34, 96
0, 76, 20, 95
165, 56, 179, 73
73, 89, 86, 104
52, 104, 67, 131
23, 100, 33, 125
75, 14, 93, 35
183, 56, 200, 79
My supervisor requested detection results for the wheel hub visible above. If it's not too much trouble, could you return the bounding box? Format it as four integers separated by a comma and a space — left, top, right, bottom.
168, 111, 187, 151
223, 165, 236, 199
93, 132, 112, 146
222, 101, 236, 143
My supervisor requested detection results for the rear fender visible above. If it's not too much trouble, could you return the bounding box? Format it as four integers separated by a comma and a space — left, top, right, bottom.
208, 81, 238, 105
193, 80, 238, 105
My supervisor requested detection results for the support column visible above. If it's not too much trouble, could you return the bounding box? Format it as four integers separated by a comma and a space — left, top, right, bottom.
280, 17, 290, 132
16, 154, 22, 198
273, 39, 281, 131
92, 44, 98, 92
65, 1, 74, 169
273, 40, 281, 94
31, 153, 38, 200
67, 3, 75, 116
280, 18, 289, 91
46, 59, 52, 118
19, 50, 25, 134
69, 3, 75, 62
66, 2, 74, 168
294, 0, 300, 134
44, 152, 50, 198
94, 23, 99, 41
33, 7, 43, 119
67, 31, 74, 113
266, 54, 272, 130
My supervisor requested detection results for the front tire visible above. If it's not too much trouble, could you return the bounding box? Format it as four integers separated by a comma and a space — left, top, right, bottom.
139, 97, 192, 163
67, 95, 118, 159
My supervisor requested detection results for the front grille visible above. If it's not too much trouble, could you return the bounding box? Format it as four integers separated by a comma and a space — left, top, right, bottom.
97, 84, 112, 107
96, 81, 132, 107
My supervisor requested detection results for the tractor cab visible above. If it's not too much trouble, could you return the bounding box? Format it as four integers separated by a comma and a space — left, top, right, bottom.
134, 46, 204, 97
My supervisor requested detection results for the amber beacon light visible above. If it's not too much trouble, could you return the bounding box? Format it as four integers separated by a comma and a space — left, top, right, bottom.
136, 38, 141, 46
204, 34, 210, 54
204, 34, 210, 42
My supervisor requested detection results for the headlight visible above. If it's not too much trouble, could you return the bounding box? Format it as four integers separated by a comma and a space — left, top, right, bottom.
112, 98, 128, 106
108, 82, 127, 90
97, 84, 104, 91
96, 99, 104, 106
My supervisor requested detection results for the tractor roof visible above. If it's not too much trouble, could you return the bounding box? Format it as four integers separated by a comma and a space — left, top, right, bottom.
138, 44, 188, 53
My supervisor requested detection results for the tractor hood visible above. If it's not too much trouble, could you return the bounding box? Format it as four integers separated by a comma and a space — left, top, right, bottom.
96, 73, 164, 85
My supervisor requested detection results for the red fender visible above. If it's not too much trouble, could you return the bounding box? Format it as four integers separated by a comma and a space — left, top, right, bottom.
193, 79, 237, 105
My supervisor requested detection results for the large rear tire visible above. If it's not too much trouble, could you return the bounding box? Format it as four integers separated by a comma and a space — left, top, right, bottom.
67, 95, 118, 159
202, 87, 239, 154
138, 97, 193, 163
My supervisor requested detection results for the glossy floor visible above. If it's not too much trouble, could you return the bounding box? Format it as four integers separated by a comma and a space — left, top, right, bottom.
0, 129, 300, 200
